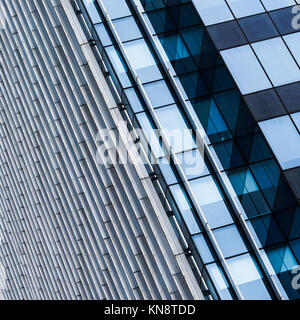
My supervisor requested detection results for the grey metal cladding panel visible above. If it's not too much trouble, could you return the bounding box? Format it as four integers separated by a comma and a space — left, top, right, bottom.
0, 0, 202, 300
207, 20, 247, 50
243, 89, 287, 121
276, 82, 300, 113
284, 166, 300, 200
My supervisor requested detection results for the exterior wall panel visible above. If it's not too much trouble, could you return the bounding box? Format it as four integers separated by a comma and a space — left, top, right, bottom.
0, 0, 203, 300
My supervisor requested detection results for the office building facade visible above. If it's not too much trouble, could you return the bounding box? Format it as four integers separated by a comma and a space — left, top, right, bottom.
0, 0, 300, 300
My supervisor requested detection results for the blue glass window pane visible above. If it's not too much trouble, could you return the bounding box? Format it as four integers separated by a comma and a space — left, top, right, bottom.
227, 254, 272, 300
141, 0, 165, 11
259, 115, 300, 170
113, 16, 142, 42
106, 46, 131, 87
261, 0, 295, 11
136, 112, 165, 159
206, 263, 233, 300
228, 168, 260, 197
83, 0, 101, 24
144, 80, 174, 108
170, 184, 201, 235
284, 30, 300, 66
176, 72, 208, 98
221, 45, 272, 94
228, 167, 270, 217
247, 133, 273, 162
124, 87, 144, 113
193, 234, 214, 264
246, 220, 263, 248
155, 105, 196, 153
102, 0, 131, 19
250, 160, 281, 209
159, 33, 196, 74
252, 38, 300, 87
239, 13, 279, 43
159, 33, 190, 60
176, 149, 209, 180
227, 0, 265, 18
213, 225, 248, 258
146, 8, 176, 33
192, 98, 232, 143
193, 0, 234, 26
214, 90, 240, 134
190, 176, 234, 228
158, 157, 178, 185
95, 23, 112, 47
212, 141, 245, 170
123, 39, 162, 83
250, 215, 285, 247
291, 112, 300, 132
289, 207, 300, 240
266, 245, 298, 274
290, 238, 300, 262
180, 27, 204, 59
260, 250, 290, 300
177, 2, 202, 29
266, 244, 300, 299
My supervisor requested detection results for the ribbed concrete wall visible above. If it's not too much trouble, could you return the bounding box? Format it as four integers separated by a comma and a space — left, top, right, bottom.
0, 0, 203, 300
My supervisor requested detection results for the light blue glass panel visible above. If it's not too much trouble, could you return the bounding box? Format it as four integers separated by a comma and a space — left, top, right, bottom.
136, 112, 165, 159
252, 37, 300, 87
170, 184, 201, 235
124, 87, 144, 113
213, 225, 248, 258
261, 0, 295, 11
190, 176, 234, 228
284, 32, 300, 66
102, 0, 131, 19
259, 115, 300, 170
193, 234, 214, 264
113, 16, 142, 42
158, 157, 178, 185
83, 0, 101, 24
291, 112, 300, 131
123, 39, 162, 83
144, 80, 174, 108
176, 149, 209, 180
227, 254, 272, 300
155, 105, 196, 153
206, 263, 233, 300
221, 45, 272, 94
95, 23, 112, 47
106, 46, 131, 87
192, 0, 234, 26
227, 0, 265, 18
